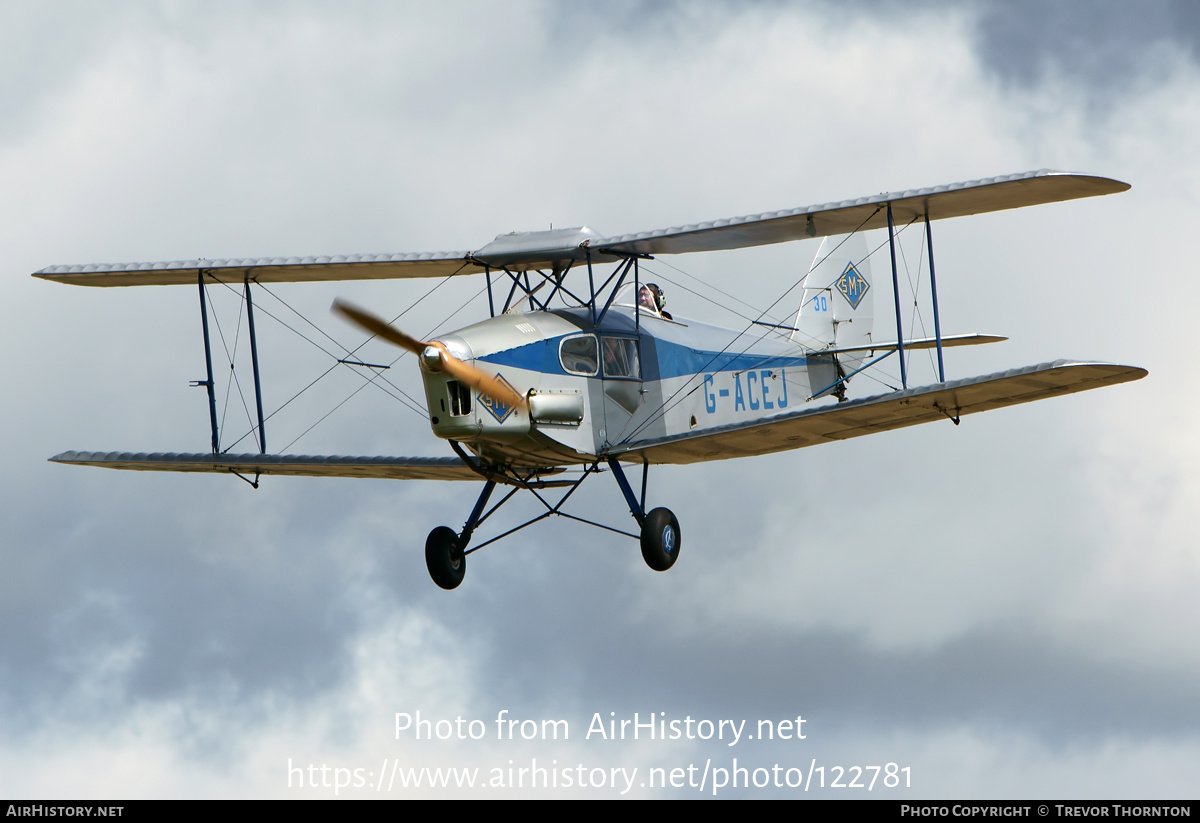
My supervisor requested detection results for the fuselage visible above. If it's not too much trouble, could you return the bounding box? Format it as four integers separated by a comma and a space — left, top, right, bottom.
420, 305, 815, 469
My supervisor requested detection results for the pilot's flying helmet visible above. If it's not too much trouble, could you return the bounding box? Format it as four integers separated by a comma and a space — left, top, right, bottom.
644, 282, 666, 312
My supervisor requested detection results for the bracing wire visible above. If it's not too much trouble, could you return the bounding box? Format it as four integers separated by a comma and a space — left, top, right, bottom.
203, 281, 255, 448
276, 277, 491, 454
619, 207, 918, 446
901, 222, 938, 376
210, 275, 462, 453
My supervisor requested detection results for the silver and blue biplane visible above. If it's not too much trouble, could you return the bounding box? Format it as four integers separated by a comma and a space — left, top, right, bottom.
36, 170, 1147, 589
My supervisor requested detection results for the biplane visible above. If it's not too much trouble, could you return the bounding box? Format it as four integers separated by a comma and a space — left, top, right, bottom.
35, 170, 1147, 589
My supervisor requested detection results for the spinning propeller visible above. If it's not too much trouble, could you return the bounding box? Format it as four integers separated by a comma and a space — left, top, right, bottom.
332, 300, 529, 411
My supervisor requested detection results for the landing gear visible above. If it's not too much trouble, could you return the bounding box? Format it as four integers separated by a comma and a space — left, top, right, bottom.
419, 462, 684, 589
605, 456, 681, 574
640, 507, 681, 571
424, 479, 498, 590
425, 526, 465, 590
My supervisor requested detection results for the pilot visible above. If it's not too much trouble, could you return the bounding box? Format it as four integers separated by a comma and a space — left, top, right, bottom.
637, 283, 672, 320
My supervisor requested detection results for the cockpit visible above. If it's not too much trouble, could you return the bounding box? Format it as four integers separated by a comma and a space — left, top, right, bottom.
613, 282, 673, 321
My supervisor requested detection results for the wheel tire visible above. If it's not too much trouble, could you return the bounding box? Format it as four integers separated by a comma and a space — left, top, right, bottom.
426, 526, 466, 590
640, 507, 681, 572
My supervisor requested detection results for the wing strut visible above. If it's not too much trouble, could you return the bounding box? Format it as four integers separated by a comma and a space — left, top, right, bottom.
595, 257, 636, 326
194, 272, 220, 454
586, 248, 596, 325
886, 203, 908, 389
192, 270, 270, 455
243, 274, 267, 454
635, 256, 641, 334
925, 212, 946, 382
885, 203, 950, 387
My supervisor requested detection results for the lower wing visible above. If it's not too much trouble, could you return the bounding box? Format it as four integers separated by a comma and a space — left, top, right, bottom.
50, 452, 482, 481
623, 360, 1146, 464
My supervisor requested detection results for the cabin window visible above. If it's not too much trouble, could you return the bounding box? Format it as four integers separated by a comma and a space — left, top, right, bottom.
447, 380, 471, 416
559, 334, 598, 376
601, 337, 640, 380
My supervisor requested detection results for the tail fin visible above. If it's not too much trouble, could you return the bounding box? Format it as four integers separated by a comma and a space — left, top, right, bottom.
792, 233, 875, 398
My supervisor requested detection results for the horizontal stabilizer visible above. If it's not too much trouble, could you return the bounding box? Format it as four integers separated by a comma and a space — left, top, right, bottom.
49, 451, 482, 481
626, 360, 1147, 465
818, 332, 1007, 356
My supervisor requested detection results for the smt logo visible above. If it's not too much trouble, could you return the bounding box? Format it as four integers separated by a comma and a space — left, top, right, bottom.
835, 261, 870, 310
478, 373, 520, 422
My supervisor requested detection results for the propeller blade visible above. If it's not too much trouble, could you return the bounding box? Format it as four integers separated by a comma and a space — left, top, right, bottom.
333, 299, 427, 354
332, 300, 529, 411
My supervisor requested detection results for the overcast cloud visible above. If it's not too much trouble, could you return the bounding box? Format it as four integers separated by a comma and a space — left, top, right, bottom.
1, 0, 1198, 798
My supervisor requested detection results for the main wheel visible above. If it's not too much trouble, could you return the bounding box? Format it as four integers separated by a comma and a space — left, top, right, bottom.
425, 526, 466, 590
640, 507, 681, 572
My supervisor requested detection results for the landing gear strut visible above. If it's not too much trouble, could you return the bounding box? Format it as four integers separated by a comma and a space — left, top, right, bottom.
420, 460, 682, 589
608, 456, 682, 573
424, 479, 497, 589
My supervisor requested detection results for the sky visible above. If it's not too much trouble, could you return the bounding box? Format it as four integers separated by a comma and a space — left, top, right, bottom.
1, 0, 1198, 799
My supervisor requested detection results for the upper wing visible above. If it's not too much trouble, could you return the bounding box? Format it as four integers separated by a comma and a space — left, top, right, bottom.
622, 361, 1146, 465
598, 170, 1128, 257
33, 170, 1127, 285
28, 253, 480, 289
33, 251, 484, 287
50, 451, 482, 480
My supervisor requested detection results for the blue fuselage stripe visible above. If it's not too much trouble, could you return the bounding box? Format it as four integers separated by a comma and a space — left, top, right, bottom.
477, 333, 807, 379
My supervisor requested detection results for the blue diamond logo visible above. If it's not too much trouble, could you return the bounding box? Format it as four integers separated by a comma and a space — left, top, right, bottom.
478, 373, 519, 423
835, 262, 870, 310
